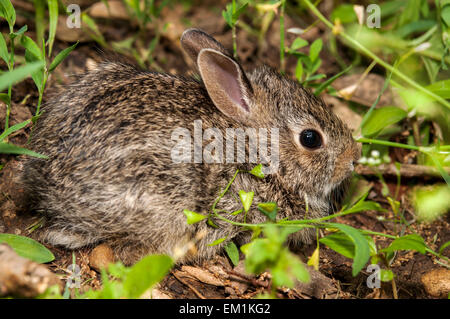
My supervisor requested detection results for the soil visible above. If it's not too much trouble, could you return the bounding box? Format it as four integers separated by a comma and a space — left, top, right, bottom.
0, 0, 448, 299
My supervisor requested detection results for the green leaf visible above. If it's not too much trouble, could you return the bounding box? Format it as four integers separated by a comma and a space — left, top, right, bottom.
207, 217, 219, 228
0, 142, 48, 158
320, 231, 356, 259
422, 57, 440, 84
0, 93, 10, 105
439, 241, 450, 255
231, 209, 243, 215
309, 38, 322, 62
295, 59, 303, 82
361, 106, 407, 137
0, 0, 16, 30
81, 13, 106, 46
0, 60, 44, 91
0, 119, 31, 141
122, 254, 173, 298
381, 234, 427, 254
222, 4, 233, 27
20, 35, 43, 60
343, 199, 386, 214
232, 2, 248, 21
0, 233, 54, 263
26, 51, 45, 92
47, 0, 59, 57
249, 164, 265, 178
183, 209, 207, 225
239, 190, 254, 213
442, 4, 450, 26
224, 242, 239, 266
257, 202, 278, 221
304, 73, 325, 82
395, 19, 436, 38
49, 42, 78, 72
287, 252, 310, 283
326, 223, 370, 276
21, 35, 46, 92
244, 238, 278, 274
0, 33, 9, 65
208, 236, 227, 246
331, 4, 356, 24
291, 38, 308, 51
425, 79, 450, 99
34, 0, 45, 47
380, 269, 394, 282
240, 242, 251, 255
12, 24, 27, 37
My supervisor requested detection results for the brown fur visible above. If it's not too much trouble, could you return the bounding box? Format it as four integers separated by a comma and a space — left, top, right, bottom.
20, 29, 360, 264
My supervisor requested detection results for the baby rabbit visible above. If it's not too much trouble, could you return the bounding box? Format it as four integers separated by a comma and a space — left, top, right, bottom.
21, 29, 360, 264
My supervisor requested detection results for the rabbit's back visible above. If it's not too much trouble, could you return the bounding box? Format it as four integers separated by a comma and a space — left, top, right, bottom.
21, 62, 224, 254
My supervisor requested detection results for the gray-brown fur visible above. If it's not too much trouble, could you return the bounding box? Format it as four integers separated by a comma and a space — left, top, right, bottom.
20, 29, 360, 264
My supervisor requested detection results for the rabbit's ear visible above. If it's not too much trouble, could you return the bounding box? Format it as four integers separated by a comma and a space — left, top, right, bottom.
197, 48, 253, 120
181, 28, 230, 66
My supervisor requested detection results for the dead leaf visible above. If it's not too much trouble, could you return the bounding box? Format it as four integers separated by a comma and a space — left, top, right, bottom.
333, 73, 393, 107
180, 265, 224, 286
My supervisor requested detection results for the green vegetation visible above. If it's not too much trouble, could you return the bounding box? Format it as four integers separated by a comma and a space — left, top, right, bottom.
0, 0, 448, 299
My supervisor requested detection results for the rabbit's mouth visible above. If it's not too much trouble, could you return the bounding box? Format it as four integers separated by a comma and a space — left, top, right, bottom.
328, 175, 352, 212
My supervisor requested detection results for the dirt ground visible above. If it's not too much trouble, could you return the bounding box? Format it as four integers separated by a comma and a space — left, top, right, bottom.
0, 0, 449, 299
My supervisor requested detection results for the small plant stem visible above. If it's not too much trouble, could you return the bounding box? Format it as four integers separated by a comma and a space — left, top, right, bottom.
279, 0, 286, 74
391, 275, 398, 299
232, 0, 237, 59
356, 137, 421, 152
211, 169, 240, 213
35, 72, 48, 117
302, 0, 450, 110
209, 169, 450, 270
5, 37, 16, 133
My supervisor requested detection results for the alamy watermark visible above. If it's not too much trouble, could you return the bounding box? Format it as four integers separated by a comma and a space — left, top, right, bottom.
366, 264, 381, 289
65, 264, 81, 289
354, 4, 381, 28
66, 4, 81, 29
171, 120, 280, 174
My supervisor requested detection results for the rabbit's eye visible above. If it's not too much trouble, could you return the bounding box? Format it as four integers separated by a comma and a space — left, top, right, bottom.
300, 129, 322, 150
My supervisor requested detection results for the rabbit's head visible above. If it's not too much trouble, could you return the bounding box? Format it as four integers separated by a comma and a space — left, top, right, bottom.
181, 29, 360, 205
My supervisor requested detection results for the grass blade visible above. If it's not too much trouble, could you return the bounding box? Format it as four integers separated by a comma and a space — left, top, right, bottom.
0, 0, 16, 30
0, 142, 48, 158
0, 33, 9, 64
0, 61, 44, 91
47, 0, 59, 57
0, 119, 31, 141
0, 233, 54, 263
49, 42, 78, 72
34, 0, 46, 49
314, 64, 353, 96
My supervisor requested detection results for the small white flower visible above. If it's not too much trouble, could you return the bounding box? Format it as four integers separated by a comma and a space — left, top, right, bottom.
414, 42, 431, 52
368, 157, 377, 166
287, 27, 305, 35
371, 150, 380, 158
358, 156, 368, 164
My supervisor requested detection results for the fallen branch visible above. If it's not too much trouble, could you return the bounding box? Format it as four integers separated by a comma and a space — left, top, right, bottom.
0, 244, 61, 298
171, 271, 206, 299
355, 163, 450, 178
